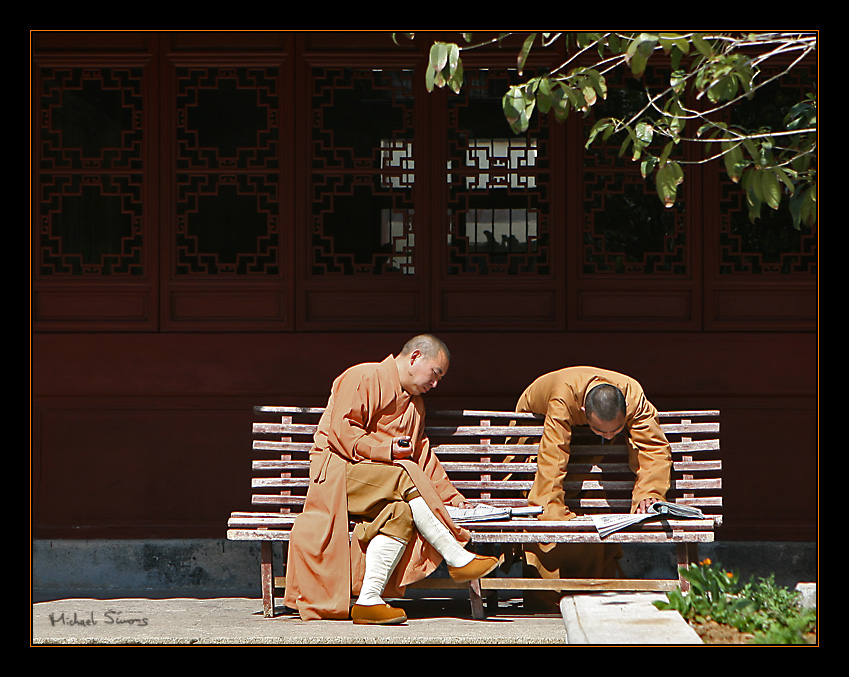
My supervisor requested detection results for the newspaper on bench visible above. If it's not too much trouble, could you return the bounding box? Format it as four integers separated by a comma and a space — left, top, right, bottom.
446, 504, 543, 524
590, 501, 707, 538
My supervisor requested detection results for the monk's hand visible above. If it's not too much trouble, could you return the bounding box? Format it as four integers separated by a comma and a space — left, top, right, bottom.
392, 436, 413, 459
635, 497, 660, 514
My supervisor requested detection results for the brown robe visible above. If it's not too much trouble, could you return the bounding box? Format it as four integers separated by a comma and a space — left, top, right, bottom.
516, 367, 672, 586
283, 355, 469, 620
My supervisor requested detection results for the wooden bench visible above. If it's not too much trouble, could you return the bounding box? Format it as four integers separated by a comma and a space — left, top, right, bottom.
227, 406, 722, 619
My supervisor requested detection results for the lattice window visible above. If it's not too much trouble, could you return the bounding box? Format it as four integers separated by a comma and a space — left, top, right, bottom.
174, 65, 281, 276
175, 174, 279, 275
445, 69, 550, 276
580, 65, 688, 276
310, 68, 416, 275
37, 66, 145, 277
582, 171, 687, 275
717, 64, 817, 276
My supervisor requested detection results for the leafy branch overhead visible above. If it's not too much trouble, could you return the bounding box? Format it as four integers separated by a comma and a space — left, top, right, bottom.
395, 31, 817, 228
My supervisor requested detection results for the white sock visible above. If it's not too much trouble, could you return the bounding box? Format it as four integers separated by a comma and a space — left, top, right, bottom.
409, 497, 475, 568
356, 534, 406, 606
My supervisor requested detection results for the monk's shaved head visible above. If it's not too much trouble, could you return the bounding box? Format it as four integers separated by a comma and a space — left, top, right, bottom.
400, 334, 450, 362
585, 383, 626, 422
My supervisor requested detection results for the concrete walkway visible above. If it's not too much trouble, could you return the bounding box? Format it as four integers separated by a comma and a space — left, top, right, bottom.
560, 592, 702, 644
32, 591, 702, 645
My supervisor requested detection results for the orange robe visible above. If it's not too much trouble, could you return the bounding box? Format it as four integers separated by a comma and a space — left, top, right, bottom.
283, 355, 469, 620
516, 367, 672, 585
518, 366, 671, 519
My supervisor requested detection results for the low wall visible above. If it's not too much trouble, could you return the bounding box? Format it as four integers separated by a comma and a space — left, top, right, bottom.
32, 539, 817, 601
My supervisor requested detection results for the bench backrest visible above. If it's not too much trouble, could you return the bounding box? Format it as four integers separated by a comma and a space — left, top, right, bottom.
249, 406, 721, 519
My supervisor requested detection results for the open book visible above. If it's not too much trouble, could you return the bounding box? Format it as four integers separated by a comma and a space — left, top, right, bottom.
590, 501, 707, 538
446, 504, 543, 524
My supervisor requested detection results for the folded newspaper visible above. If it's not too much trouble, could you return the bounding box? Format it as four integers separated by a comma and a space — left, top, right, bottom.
446, 504, 543, 523
590, 501, 707, 538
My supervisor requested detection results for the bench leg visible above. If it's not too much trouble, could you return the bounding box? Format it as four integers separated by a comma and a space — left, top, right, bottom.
676, 543, 699, 593
261, 542, 275, 618
469, 579, 485, 619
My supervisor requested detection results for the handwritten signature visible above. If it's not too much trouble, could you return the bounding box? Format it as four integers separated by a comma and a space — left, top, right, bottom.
48, 611, 150, 627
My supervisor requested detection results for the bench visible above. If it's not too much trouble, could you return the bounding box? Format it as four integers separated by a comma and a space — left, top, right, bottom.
227, 406, 722, 619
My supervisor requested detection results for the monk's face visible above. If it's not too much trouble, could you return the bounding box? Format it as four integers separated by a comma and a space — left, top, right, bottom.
585, 411, 626, 441
403, 350, 449, 396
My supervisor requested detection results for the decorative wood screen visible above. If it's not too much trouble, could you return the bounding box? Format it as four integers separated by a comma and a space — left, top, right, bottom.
32, 32, 816, 333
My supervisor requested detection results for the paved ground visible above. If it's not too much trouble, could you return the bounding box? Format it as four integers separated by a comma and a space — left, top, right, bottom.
32, 591, 703, 645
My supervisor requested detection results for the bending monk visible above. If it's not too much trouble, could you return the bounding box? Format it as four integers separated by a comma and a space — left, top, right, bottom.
514, 367, 672, 606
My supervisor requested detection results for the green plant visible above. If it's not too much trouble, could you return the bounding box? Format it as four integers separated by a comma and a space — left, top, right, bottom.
654, 559, 816, 644
654, 558, 753, 626
738, 575, 817, 644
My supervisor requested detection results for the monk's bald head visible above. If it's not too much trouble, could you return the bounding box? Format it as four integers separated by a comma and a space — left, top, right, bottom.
396, 334, 450, 396
585, 384, 626, 422
399, 334, 450, 363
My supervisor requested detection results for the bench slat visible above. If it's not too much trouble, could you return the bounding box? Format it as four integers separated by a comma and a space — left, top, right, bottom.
253, 406, 719, 419
250, 477, 721, 492
248, 459, 721, 474
247, 495, 724, 509
252, 422, 720, 438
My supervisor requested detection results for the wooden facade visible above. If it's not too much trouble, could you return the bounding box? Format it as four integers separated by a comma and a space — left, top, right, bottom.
31, 31, 817, 543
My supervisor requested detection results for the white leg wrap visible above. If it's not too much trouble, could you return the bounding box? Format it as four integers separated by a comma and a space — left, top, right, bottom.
356, 534, 406, 606
409, 497, 474, 568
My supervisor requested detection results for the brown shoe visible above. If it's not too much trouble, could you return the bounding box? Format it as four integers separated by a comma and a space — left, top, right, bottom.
351, 603, 407, 625
448, 554, 502, 582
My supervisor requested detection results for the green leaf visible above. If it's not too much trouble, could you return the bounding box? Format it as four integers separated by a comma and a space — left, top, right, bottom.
448, 43, 460, 72
663, 97, 685, 137
692, 33, 713, 58
619, 131, 636, 159
742, 170, 763, 221
760, 169, 782, 210
656, 161, 684, 207
586, 118, 614, 148
789, 189, 805, 229
448, 55, 464, 94
430, 42, 449, 74
659, 140, 674, 165
658, 33, 690, 55
425, 63, 436, 92
625, 33, 658, 78
536, 84, 553, 114
722, 139, 745, 183
502, 86, 535, 134
517, 33, 536, 75
670, 69, 687, 94
391, 33, 415, 46
583, 69, 608, 101
635, 121, 654, 145
641, 156, 657, 179
801, 184, 817, 227
773, 167, 796, 195
581, 81, 598, 107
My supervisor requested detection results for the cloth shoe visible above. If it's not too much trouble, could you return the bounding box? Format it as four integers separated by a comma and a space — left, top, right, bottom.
448, 554, 502, 582
351, 602, 407, 625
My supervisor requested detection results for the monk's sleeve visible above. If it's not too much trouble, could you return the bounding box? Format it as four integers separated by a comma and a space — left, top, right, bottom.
628, 395, 672, 511
528, 398, 577, 521
326, 371, 393, 464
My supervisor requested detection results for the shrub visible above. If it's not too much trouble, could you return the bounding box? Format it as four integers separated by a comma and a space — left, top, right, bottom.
654, 559, 816, 644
